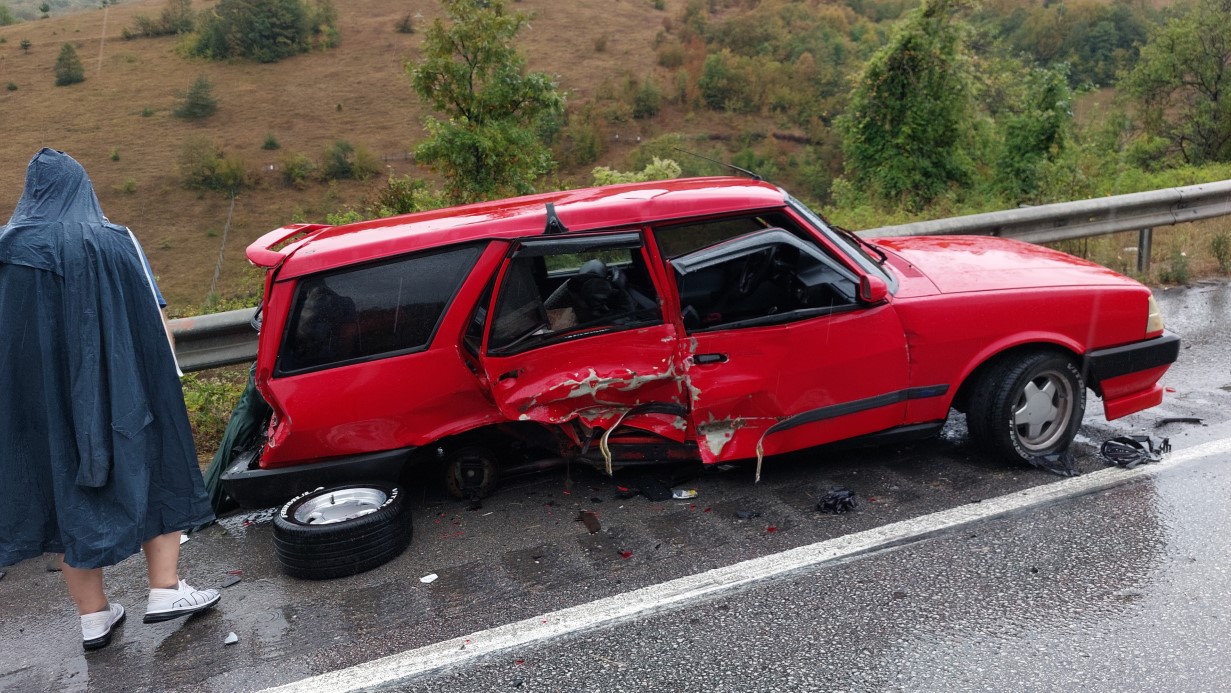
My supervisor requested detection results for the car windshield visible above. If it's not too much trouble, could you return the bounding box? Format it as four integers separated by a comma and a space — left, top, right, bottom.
787, 194, 896, 291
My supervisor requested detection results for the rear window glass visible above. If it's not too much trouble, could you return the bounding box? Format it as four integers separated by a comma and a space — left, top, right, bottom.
277, 244, 482, 374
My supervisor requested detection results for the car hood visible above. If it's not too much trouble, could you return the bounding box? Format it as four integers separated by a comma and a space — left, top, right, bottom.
874, 235, 1139, 294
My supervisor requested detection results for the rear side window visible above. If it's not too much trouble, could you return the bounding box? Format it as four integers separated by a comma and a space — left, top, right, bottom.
277, 244, 482, 374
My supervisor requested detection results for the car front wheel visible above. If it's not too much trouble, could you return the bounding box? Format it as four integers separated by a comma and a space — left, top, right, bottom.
967, 351, 1086, 463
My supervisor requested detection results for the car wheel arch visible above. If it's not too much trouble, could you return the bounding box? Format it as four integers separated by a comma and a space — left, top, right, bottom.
950, 341, 1084, 414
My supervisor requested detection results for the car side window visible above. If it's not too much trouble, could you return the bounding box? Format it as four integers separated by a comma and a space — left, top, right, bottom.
669, 228, 859, 331
487, 234, 662, 354
277, 244, 483, 374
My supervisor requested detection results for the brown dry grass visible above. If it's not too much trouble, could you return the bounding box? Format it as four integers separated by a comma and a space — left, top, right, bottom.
0, 0, 687, 306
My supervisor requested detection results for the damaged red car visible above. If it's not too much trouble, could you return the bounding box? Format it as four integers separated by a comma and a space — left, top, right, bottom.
223, 177, 1179, 508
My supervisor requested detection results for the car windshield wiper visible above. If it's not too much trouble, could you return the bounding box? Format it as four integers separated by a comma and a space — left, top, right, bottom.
834, 223, 887, 266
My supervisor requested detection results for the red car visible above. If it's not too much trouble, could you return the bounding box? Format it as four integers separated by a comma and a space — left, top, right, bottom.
223, 177, 1179, 507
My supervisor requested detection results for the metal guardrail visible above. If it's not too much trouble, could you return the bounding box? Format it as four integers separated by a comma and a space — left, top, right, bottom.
170, 180, 1231, 372
171, 307, 258, 373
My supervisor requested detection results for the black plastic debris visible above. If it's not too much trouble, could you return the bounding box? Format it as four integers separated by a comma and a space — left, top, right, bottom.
1026, 450, 1080, 477
1155, 417, 1203, 428
817, 487, 858, 514
638, 477, 673, 502
222, 575, 241, 588
734, 509, 761, 520
576, 510, 601, 534
0, 570, 5, 581
1101, 435, 1171, 469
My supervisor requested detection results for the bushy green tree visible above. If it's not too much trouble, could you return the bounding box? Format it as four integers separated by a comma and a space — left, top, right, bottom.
128, 0, 195, 39
54, 43, 85, 86
992, 65, 1071, 202
836, 0, 974, 210
178, 135, 248, 191
0, 5, 16, 26
174, 75, 217, 119
591, 158, 682, 185
408, 0, 565, 204
1123, 0, 1231, 165
193, 0, 336, 63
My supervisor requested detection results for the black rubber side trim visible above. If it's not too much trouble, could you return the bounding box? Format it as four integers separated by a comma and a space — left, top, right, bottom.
765, 385, 950, 437
221, 447, 413, 509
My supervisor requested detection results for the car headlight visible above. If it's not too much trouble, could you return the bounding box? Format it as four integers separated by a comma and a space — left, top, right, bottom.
1146, 294, 1164, 334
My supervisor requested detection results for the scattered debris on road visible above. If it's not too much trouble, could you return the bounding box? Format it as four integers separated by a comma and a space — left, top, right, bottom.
576, 510, 602, 534
618, 550, 633, 559
817, 488, 858, 514
735, 509, 761, 520
671, 488, 698, 499
1155, 417, 1203, 427
1026, 451, 1080, 477
420, 573, 439, 584
222, 575, 241, 588
224, 632, 239, 646
1101, 435, 1171, 469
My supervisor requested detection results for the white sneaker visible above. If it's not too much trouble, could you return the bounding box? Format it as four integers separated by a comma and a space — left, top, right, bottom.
81, 603, 125, 651
143, 580, 221, 623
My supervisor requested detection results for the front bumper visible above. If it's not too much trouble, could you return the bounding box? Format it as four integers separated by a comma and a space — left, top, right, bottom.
221, 447, 414, 509
1084, 330, 1181, 420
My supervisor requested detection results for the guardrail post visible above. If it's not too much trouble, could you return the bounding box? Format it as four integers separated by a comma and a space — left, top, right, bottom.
1137, 227, 1153, 273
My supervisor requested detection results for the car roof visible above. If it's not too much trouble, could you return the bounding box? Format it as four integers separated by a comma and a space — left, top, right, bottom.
261, 177, 787, 278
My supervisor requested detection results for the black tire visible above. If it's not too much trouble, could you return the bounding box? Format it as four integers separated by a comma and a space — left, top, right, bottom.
272, 482, 412, 580
967, 351, 1086, 463
442, 445, 500, 500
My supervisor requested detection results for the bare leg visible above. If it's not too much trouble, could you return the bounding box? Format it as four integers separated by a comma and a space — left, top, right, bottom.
142, 532, 181, 590
61, 560, 108, 616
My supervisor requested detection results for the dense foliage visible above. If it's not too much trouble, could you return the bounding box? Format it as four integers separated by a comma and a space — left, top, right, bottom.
192, 0, 338, 63
53, 42, 84, 86
408, 0, 565, 204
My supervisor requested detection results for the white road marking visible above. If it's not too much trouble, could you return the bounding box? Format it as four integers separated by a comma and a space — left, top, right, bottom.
261, 437, 1231, 693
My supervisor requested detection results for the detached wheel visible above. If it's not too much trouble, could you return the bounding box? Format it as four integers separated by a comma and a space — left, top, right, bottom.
443, 445, 500, 500
273, 482, 412, 580
968, 351, 1086, 462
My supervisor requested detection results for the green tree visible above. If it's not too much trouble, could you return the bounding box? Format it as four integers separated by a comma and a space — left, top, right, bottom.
0, 5, 16, 26
193, 0, 335, 62
836, 0, 974, 210
38, 2, 49, 18
178, 135, 248, 191
174, 75, 217, 119
408, 0, 565, 204
20, 38, 31, 52
1123, 0, 1231, 165
54, 43, 85, 86
992, 65, 1072, 202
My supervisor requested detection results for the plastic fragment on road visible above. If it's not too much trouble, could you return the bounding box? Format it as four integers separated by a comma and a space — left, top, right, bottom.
576, 510, 602, 534
671, 488, 698, 499
224, 632, 239, 646
735, 509, 761, 520
0, 570, 5, 581
222, 575, 241, 588
1101, 435, 1171, 469
1155, 417, 1203, 428
618, 550, 633, 559
420, 573, 439, 584
817, 487, 858, 514
179, 534, 190, 545
1026, 450, 1080, 477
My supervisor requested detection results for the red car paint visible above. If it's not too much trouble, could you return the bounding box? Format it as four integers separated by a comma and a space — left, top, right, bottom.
241, 177, 1177, 488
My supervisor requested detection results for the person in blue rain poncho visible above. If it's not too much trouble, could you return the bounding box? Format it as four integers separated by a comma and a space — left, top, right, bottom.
0, 149, 221, 651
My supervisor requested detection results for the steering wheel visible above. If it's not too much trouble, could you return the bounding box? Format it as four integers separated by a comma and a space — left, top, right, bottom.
736, 246, 777, 297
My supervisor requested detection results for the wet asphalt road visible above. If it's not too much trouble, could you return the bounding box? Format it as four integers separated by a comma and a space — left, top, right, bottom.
1, 280, 1228, 692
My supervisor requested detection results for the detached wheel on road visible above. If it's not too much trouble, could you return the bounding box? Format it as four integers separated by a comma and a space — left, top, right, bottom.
273, 482, 412, 580
967, 351, 1086, 463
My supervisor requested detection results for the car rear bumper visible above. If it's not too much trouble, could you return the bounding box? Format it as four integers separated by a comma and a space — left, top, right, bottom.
221, 447, 414, 509
1085, 330, 1181, 420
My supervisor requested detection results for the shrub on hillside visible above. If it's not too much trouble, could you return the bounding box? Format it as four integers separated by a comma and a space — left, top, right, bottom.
321, 140, 379, 181
193, 0, 337, 63
173, 75, 217, 119
125, 0, 194, 39
179, 136, 249, 191
281, 152, 316, 188
0, 4, 16, 26
54, 43, 85, 86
